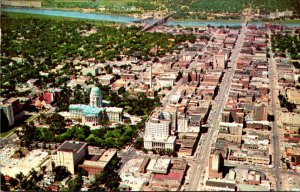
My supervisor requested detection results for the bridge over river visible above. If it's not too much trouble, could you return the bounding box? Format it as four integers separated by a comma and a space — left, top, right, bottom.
139, 12, 175, 32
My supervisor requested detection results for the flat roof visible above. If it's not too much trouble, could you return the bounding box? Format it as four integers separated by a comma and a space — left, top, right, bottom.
99, 149, 117, 162
237, 183, 269, 191
58, 141, 87, 153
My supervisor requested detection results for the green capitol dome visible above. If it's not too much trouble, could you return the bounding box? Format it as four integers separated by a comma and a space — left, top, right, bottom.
90, 86, 101, 95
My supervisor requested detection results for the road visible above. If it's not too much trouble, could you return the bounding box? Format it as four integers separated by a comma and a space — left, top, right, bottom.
267, 30, 282, 191
187, 19, 248, 191
1, 133, 18, 145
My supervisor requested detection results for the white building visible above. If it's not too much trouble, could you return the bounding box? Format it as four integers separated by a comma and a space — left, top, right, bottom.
98, 74, 115, 85
69, 86, 123, 126
106, 107, 123, 122
143, 109, 176, 151
82, 67, 99, 76
145, 119, 170, 136
157, 72, 178, 88
0, 103, 14, 126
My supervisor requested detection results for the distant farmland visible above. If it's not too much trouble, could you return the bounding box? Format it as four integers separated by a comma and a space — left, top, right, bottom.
41, 0, 300, 15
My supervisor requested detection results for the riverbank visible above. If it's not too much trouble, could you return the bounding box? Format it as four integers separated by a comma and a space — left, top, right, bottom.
2, 7, 139, 23
1, 11, 120, 26
2, 7, 300, 27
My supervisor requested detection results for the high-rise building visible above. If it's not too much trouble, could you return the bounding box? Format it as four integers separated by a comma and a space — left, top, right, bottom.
0, 97, 23, 126
144, 109, 176, 151
209, 150, 224, 179
253, 104, 268, 121
0, 107, 9, 131
1, 102, 14, 126
51, 141, 88, 174
213, 53, 225, 69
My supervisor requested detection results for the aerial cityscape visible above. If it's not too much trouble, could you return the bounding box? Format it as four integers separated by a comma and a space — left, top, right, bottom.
1, 0, 300, 191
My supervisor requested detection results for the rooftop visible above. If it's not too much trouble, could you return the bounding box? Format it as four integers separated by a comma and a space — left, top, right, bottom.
237, 183, 269, 191
58, 141, 87, 153
152, 172, 183, 181
69, 104, 105, 116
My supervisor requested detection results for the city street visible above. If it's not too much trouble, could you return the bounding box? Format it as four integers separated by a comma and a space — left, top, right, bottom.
187, 18, 248, 191
267, 30, 282, 191
1, 133, 18, 145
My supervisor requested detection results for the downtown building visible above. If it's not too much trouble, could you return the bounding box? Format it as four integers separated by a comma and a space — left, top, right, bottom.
0, 97, 24, 127
51, 141, 88, 174
144, 108, 176, 151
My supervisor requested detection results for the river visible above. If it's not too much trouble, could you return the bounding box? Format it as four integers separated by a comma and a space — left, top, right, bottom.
2, 7, 300, 27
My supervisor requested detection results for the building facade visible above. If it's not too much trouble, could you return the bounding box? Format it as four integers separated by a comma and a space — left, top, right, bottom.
51, 141, 88, 174
0, 97, 24, 126
69, 86, 123, 125
144, 109, 176, 151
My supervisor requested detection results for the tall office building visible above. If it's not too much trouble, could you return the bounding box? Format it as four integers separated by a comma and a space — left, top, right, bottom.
253, 104, 268, 121
213, 53, 225, 69
51, 141, 88, 174
209, 150, 224, 179
144, 109, 176, 151
0, 97, 23, 126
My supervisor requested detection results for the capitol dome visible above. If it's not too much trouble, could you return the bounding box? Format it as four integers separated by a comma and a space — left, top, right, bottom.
90, 86, 101, 95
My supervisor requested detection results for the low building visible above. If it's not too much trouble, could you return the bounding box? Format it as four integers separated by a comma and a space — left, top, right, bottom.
152, 158, 171, 174
237, 183, 269, 191
170, 159, 187, 174
206, 178, 236, 191
281, 112, 300, 128
177, 137, 197, 156
144, 135, 176, 151
79, 149, 117, 176
151, 172, 184, 190
98, 74, 115, 85
105, 107, 123, 122
82, 67, 99, 76
139, 157, 150, 173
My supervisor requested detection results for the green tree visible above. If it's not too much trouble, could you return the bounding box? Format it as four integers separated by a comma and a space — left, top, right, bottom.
68, 174, 83, 191
117, 87, 126, 96
134, 138, 144, 150
19, 123, 37, 147
53, 166, 71, 181
47, 113, 66, 134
